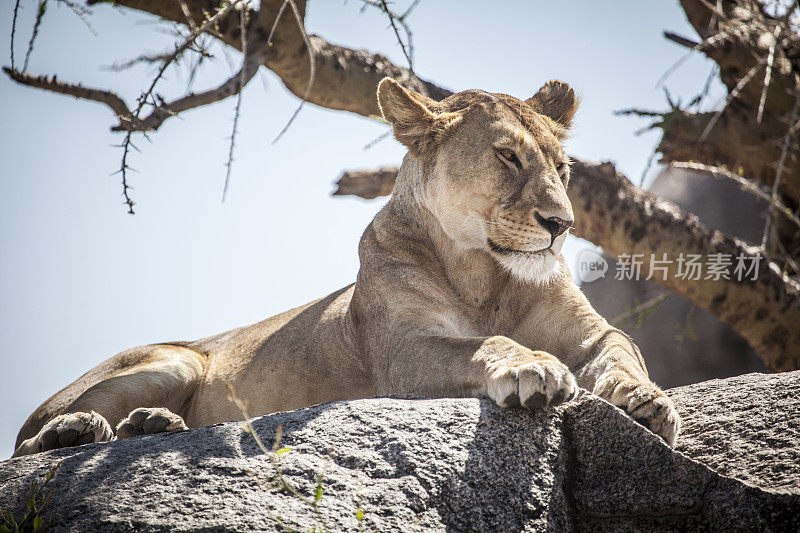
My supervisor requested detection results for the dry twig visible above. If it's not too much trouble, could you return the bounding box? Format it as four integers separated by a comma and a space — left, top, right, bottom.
671, 161, 800, 232
23, 0, 48, 71
271, 0, 315, 144
762, 89, 800, 249
757, 25, 782, 123
115, 0, 247, 212
223, 1, 251, 202
377, 0, 415, 73
699, 56, 768, 143
612, 292, 670, 328
10, 0, 22, 70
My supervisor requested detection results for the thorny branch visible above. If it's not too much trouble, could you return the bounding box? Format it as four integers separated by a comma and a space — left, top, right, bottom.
757, 24, 781, 123
23, 0, 47, 71
56, 0, 96, 34
116, 0, 249, 212
10, 0, 21, 70
84, 0, 451, 113
101, 42, 213, 73
270, 0, 316, 144
4, 52, 261, 133
623, 0, 800, 284
698, 54, 768, 143
177, 0, 199, 32
5, 0, 254, 212
370, 0, 416, 73
2, 66, 130, 117
223, 0, 254, 201
4, 0, 325, 207
656, 27, 740, 88
185, 36, 214, 92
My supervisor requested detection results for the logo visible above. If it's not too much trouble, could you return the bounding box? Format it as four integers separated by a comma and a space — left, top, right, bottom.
576, 249, 608, 283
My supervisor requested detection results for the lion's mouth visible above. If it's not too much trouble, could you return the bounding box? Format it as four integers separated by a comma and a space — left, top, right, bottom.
487, 239, 551, 256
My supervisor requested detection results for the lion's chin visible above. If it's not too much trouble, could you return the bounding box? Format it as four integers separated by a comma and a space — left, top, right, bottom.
495, 251, 560, 285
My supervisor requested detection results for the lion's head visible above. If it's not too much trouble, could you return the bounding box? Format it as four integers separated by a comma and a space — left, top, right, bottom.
377, 78, 578, 285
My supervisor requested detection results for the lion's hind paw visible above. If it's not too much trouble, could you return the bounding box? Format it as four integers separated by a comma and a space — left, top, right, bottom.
12, 411, 114, 457
115, 407, 188, 440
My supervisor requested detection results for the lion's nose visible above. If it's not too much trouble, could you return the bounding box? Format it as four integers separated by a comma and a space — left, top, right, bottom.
536, 214, 573, 239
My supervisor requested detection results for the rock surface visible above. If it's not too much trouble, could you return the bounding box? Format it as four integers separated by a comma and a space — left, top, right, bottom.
1, 371, 798, 532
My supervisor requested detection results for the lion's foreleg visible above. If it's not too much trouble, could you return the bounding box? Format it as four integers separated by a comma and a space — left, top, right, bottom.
380, 335, 577, 410
575, 329, 680, 446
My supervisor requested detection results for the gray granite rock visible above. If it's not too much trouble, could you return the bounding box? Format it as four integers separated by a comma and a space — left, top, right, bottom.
670, 372, 800, 493
1, 371, 798, 532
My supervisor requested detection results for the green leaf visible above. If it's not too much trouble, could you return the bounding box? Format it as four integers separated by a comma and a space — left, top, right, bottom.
33, 516, 44, 530
276, 446, 291, 455
355, 509, 364, 521
314, 484, 323, 502
0, 524, 12, 533
26, 499, 34, 512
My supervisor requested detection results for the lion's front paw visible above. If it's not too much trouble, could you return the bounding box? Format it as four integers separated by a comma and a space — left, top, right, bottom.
487, 354, 577, 410
595, 377, 680, 447
13, 411, 113, 457
115, 407, 188, 440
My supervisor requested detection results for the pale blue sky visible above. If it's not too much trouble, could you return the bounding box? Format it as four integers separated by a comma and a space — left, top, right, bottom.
0, 1, 723, 457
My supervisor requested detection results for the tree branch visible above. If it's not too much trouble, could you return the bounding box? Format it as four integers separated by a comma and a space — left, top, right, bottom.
333, 167, 398, 199
112, 46, 264, 132
333, 161, 800, 371
569, 159, 799, 373
87, 0, 451, 117
4, 2, 264, 134
3, 66, 131, 118
655, 0, 800, 206
653, 107, 800, 205
8, 0, 451, 130
663, 31, 699, 50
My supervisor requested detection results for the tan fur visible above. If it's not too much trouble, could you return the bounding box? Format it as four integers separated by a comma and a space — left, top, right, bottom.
13, 79, 679, 457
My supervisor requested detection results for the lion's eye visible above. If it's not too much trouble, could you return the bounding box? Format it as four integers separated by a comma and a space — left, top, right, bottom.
497, 148, 521, 169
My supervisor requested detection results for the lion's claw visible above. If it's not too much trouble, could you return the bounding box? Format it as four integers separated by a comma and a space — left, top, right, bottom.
488, 354, 577, 411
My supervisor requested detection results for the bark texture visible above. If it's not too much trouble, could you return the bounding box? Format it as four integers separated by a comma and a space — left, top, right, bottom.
651, 0, 800, 264
660, 0, 800, 203
569, 160, 799, 371
87, 0, 451, 118
333, 167, 399, 199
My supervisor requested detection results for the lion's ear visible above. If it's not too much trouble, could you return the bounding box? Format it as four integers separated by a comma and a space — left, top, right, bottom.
377, 77, 462, 159
526, 80, 579, 132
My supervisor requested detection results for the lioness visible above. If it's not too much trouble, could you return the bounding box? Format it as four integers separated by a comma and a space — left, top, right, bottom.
13, 78, 680, 457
